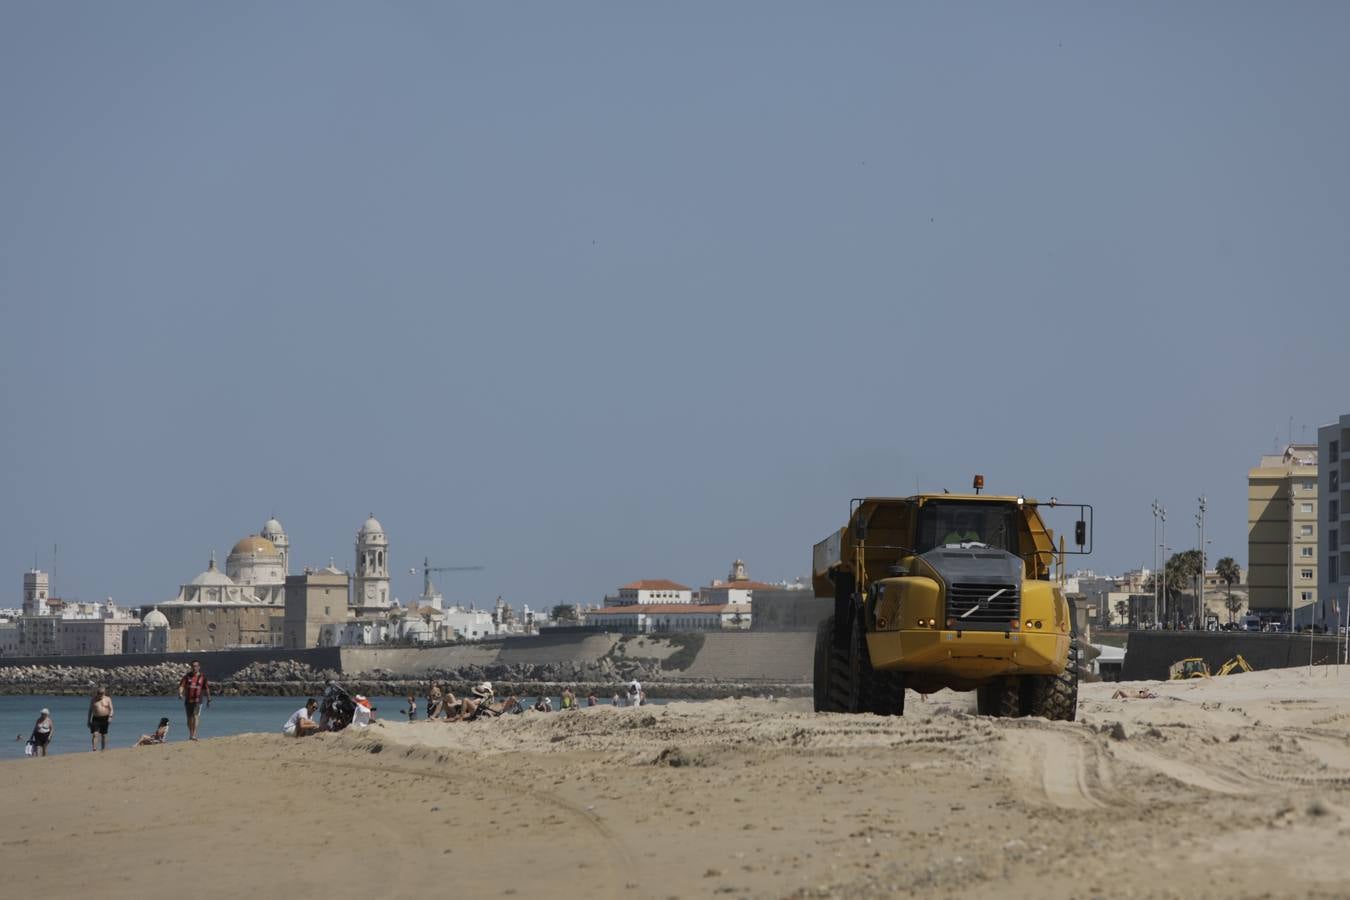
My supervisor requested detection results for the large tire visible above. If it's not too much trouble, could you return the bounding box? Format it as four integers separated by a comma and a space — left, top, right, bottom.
976, 678, 1024, 717
1025, 640, 1080, 721
814, 617, 844, 712
847, 612, 873, 714
869, 669, 906, 716
818, 615, 851, 712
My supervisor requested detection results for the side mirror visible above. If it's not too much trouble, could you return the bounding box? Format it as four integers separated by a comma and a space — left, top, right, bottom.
1075, 520, 1087, 547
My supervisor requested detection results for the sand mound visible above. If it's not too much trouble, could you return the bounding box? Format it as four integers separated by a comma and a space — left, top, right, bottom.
8, 667, 1350, 898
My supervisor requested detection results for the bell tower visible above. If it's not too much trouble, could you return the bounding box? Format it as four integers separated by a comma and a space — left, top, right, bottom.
353, 514, 390, 608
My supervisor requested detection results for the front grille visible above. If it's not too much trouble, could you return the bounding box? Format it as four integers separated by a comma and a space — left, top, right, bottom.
946, 582, 1020, 628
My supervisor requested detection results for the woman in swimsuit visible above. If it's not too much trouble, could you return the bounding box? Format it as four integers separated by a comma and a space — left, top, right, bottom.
135, 718, 171, 746
31, 709, 53, 757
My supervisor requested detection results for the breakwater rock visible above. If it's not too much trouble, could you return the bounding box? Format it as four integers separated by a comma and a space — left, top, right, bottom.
0, 659, 809, 699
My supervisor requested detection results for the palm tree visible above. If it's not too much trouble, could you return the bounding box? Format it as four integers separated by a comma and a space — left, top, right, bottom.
1216, 557, 1241, 624
1114, 599, 1130, 627
1165, 549, 1203, 627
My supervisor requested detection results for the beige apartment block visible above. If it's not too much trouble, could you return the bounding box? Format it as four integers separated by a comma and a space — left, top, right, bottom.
1248, 444, 1318, 622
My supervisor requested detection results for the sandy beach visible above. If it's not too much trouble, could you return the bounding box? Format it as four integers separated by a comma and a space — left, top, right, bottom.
5, 669, 1350, 899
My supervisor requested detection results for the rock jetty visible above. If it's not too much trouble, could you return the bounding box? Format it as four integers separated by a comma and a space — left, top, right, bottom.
0, 658, 808, 700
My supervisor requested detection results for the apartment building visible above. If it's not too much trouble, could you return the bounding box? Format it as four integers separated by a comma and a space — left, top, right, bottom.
1247, 444, 1318, 624
1318, 414, 1350, 628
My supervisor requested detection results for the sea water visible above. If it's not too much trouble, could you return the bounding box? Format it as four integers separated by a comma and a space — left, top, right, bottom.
0, 694, 658, 758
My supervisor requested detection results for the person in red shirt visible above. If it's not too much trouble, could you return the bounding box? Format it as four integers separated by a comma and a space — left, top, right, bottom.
178, 660, 212, 741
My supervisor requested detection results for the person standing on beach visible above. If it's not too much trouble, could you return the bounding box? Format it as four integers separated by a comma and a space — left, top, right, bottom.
178, 660, 212, 741
88, 687, 113, 751
561, 687, 575, 711
405, 694, 417, 721
31, 708, 53, 757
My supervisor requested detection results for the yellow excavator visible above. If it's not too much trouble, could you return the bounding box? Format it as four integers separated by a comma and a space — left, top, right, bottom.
1167, 654, 1253, 679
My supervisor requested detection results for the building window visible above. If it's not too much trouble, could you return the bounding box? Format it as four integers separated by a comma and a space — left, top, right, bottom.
1333, 500, 1340, 522
1302, 591, 1312, 602
1303, 546, 1314, 557
1333, 472, 1341, 491
1302, 569, 1314, 580
1302, 503, 1314, 514
1333, 440, 1341, 461
1302, 525, 1314, 537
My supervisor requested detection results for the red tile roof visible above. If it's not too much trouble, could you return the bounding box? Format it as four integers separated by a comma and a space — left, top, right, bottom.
619, 580, 691, 592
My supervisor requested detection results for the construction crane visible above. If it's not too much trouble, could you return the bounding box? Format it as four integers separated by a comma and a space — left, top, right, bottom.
410, 557, 485, 601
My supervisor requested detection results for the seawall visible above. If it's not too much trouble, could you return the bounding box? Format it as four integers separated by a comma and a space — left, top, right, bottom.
0, 646, 341, 680
1121, 631, 1347, 681
0, 632, 816, 685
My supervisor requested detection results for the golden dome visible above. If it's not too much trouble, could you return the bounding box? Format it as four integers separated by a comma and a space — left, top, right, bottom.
230, 535, 279, 557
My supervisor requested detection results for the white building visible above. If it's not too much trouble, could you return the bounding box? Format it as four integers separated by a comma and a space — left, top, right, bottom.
605, 579, 693, 607
586, 602, 750, 634
1319, 414, 1350, 628
317, 619, 393, 647
23, 570, 49, 616
442, 605, 497, 640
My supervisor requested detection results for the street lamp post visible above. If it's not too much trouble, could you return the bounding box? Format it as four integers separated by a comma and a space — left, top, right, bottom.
1196, 496, 1207, 630
1151, 500, 1162, 627
1160, 544, 1173, 629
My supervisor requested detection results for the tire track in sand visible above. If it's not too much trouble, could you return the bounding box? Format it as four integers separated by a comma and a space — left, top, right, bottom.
1000, 726, 1109, 809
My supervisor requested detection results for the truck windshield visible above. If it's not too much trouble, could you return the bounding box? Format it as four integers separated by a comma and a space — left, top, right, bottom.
915, 501, 1020, 554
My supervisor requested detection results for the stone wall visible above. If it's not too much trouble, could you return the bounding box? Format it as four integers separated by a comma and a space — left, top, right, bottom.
1121, 631, 1347, 681
0, 646, 341, 681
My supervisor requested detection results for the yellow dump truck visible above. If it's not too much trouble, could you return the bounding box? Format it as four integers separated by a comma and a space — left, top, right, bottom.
812, 480, 1091, 719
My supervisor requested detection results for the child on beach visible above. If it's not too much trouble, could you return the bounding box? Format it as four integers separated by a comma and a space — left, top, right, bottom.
406, 694, 417, 721
135, 718, 171, 746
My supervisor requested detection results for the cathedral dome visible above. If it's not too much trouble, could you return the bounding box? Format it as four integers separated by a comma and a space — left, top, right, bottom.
190, 563, 233, 587
142, 608, 169, 628
360, 515, 384, 535
231, 535, 279, 557
262, 518, 285, 539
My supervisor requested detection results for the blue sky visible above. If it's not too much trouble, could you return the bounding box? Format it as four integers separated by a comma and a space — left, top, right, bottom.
2, 2, 1347, 609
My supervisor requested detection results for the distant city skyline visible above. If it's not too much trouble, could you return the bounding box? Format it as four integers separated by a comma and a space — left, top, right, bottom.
3, 4, 1347, 609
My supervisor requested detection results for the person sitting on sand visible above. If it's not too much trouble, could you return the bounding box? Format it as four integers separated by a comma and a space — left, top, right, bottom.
135, 718, 171, 746
462, 695, 522, 720
533, 696, 553, 713
586, 694, 598, 707
450, 683, 492, 721
1111, 688, 1158, 700
352, 696, 375, 728
284, 698, 321, 737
